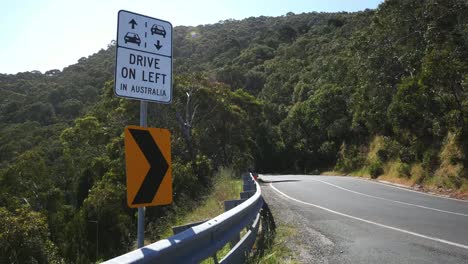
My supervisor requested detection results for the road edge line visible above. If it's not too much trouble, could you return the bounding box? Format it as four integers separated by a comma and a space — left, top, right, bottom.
360, 178, 468, 203
269, 183, 468, 251
309, 178, 468, 217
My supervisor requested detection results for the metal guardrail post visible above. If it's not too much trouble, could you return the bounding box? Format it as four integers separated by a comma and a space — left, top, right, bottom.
220, 211, 261, 264
240, 191, 255, 199
224, 199, 245, 246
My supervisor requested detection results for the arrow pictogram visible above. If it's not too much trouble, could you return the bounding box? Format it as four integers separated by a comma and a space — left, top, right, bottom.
129, 128, 169, 205
154, 40, 163, 50
129, 19, 138, 29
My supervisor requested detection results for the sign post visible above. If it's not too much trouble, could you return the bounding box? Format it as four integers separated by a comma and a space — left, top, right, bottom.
116, 10, 173, 249
138, 101, 146, 249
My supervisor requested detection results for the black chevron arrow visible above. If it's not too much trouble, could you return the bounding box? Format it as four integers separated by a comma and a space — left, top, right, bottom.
129, 128, 169, 205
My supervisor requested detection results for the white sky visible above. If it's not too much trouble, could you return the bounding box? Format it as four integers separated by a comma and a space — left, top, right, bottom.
0, 0, 382, 74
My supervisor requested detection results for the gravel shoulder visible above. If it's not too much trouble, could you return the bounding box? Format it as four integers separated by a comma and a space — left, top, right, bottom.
260, 182, 338, 264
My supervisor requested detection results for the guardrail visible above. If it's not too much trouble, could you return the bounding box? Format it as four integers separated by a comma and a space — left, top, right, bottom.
104, 172, 264, 263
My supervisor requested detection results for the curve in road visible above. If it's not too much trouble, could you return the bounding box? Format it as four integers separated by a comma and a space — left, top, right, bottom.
262, 175, 468, 263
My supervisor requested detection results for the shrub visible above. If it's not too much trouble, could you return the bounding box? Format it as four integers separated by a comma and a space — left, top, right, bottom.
335, 143, 365, 172
376, 149, 389, 162
368, 161, 383, 179
422, 149, 438, 172
399, 146, 416, 163
434, 132, 464, 179
410, 163, 425, 184
397, 161, 411, 178
382, 138, 402, 160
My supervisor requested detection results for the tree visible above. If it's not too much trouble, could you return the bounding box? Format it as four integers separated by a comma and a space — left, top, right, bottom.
0, 207, 63, 264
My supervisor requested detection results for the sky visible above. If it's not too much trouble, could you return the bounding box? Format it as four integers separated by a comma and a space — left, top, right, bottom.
0, 0, 383, 74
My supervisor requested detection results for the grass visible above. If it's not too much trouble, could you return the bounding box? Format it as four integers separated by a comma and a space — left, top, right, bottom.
367, 136, 385, 163
460, 180, 468, 195
202, 243, 232, 264
377, 132, 468, 198
321, 169, 371, 178
322, 133, 468, 199
327, 162, 468, 199
179, 167, 241, 223
377, 161, 423, 186
349, 168, 371, 178
169, 167, 299, 263
156, 168, 299, 263
249, 224, 299, 264
321, 171, 341, 176
159, 167, 241, 238
157, 167, 242, 262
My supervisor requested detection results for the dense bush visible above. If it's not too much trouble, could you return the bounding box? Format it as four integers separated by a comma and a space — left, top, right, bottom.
1, 0, 468, 261
368, 161, 384, 179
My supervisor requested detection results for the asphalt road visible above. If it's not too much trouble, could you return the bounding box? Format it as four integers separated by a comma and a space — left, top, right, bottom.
260, 175, 468, 264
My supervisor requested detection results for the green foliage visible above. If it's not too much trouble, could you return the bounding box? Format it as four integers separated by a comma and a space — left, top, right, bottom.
2, 0, 468, 261
0, 207, 63, 264
335, 143, 366, 172
82, 179, 133, 260
433, 132, 465, 185
422, 149, 439, 173
388, 78, 433, 138
397, 162, 411, 178
368, 161, 384, 179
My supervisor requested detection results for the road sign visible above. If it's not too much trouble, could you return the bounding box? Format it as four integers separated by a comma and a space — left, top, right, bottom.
115, 10, 173, 103
125, 126, 172, 208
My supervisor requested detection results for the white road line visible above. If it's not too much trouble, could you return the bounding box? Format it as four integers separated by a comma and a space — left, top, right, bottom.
309, 178, 468, 217
260, 174, 468, 203
269, 183, 468, 251
354, 177, 468, 203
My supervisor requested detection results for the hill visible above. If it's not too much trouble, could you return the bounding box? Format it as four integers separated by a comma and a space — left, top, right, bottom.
1, 0, 467, 262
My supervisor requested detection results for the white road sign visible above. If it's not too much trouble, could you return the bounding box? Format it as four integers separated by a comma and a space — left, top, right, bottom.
115, 10, 173, 103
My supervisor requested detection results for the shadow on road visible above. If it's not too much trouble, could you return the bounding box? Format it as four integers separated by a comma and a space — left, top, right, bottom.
259, 179, 301, 184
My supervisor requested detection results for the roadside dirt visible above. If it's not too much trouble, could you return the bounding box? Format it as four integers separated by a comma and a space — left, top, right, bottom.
260, 182, 337, 264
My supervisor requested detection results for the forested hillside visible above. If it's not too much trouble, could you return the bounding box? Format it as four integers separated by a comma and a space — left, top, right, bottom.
1, 0, 468, 262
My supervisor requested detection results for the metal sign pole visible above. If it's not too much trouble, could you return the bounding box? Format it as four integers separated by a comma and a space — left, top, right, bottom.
137, 100, 147, 248
116, 10, 173, 250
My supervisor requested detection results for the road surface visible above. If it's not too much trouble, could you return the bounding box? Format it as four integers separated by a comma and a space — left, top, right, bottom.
260, 175, 468, 263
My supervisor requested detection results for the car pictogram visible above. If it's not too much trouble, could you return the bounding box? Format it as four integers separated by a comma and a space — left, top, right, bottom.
151, 24, 166, 38
124, 32, 141, 46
